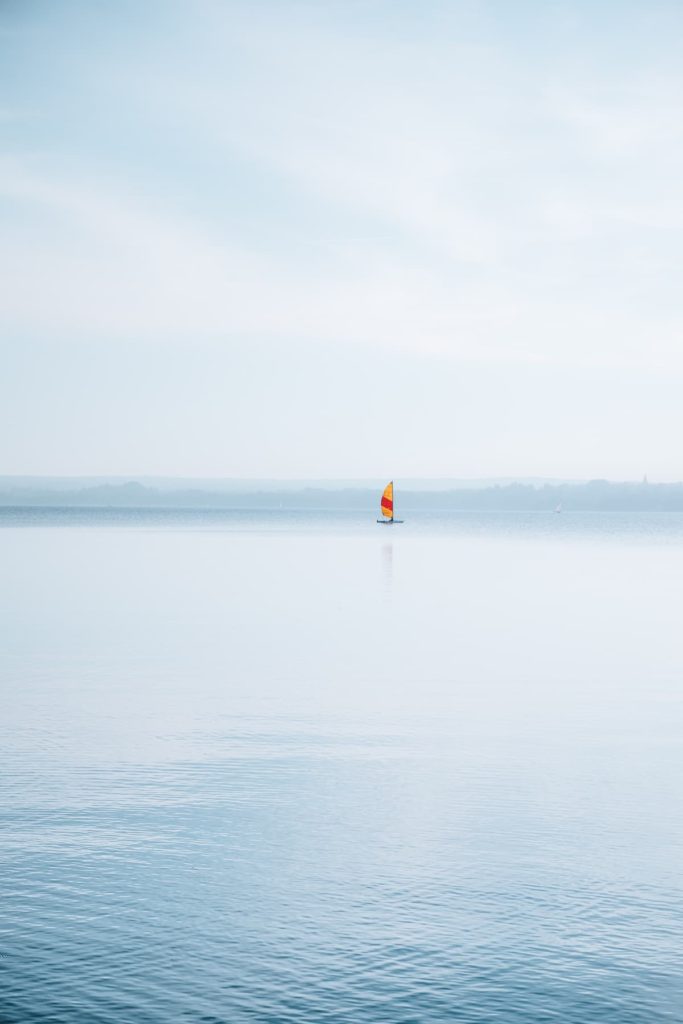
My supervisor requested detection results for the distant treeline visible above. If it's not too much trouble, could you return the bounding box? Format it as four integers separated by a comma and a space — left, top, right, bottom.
2, 479, 683, 511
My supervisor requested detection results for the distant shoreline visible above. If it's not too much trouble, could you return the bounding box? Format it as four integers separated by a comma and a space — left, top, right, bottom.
2, 479, 683, 512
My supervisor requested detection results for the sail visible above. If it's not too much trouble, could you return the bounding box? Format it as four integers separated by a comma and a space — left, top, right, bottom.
380, 481, 394, 519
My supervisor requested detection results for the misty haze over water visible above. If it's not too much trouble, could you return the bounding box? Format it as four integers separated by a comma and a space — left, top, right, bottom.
2, 477, 683, 511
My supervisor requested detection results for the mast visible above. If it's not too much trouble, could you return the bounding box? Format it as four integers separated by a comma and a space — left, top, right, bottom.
391, 480, 394, 522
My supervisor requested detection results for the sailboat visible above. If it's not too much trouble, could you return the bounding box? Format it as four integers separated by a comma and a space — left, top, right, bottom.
554, 502, 562, 514
377, 481, 403, 524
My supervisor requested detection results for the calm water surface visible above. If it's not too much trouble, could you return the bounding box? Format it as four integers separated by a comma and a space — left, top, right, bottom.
1, 509, 682, 1022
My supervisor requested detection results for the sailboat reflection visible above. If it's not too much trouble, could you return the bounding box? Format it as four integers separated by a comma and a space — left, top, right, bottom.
382, 543, 393, 595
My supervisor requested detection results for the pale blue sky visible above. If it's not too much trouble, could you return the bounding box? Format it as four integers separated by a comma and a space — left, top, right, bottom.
2, 0, 683, 478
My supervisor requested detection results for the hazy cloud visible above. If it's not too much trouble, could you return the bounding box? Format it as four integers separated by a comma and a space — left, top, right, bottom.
3, 0, 683, 474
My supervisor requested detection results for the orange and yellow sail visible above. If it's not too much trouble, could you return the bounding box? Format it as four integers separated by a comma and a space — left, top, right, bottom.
380, 481, 394, 520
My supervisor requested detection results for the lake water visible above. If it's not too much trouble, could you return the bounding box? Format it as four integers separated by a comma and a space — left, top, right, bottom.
1, 509, 682, 1022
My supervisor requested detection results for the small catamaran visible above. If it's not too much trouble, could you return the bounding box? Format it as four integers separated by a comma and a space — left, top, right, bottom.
377, 481, 404, 524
